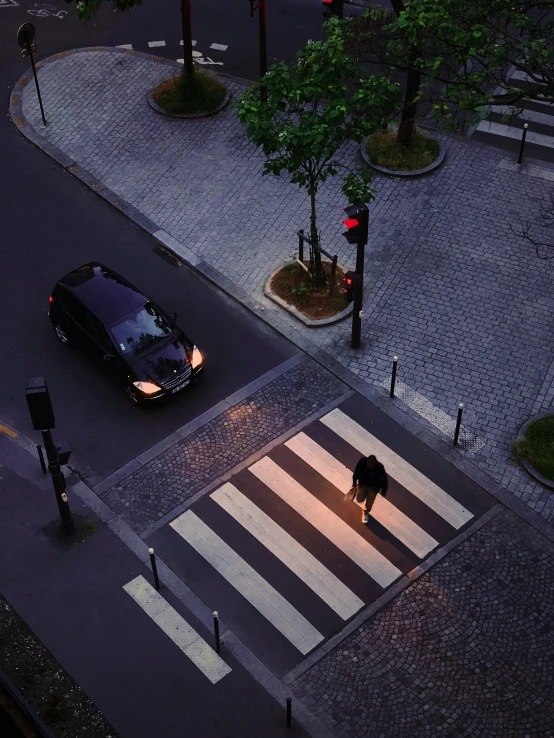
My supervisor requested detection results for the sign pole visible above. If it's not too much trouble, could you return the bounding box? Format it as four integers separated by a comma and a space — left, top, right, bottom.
17, 23, 47, 126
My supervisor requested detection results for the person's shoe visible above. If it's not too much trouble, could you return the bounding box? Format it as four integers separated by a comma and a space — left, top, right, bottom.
362, 511, 370, 524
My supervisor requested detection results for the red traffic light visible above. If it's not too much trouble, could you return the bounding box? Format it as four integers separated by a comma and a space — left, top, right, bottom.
343, 218, 359, 229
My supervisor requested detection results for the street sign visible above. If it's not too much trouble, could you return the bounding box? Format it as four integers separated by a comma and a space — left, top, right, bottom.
21, 43, 37, 58
17, 22, 35, 49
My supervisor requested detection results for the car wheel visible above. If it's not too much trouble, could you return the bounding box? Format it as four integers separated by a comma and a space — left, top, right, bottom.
53, 323, 71, 345
123, 382, 140, 406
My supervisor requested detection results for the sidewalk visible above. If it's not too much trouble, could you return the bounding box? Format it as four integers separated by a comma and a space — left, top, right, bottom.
10, 46, 554, 532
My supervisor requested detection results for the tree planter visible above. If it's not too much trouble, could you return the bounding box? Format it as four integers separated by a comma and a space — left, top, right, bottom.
361, 128, 446, 178
264, 262, 353, 327
515, 412, 554, 490
148, 78, 231, 119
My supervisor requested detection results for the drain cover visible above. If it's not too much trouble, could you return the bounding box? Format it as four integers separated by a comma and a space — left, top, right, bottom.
152, 244, 184, 268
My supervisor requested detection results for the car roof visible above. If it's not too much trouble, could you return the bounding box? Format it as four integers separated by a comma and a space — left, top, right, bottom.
57, 262, 146, 322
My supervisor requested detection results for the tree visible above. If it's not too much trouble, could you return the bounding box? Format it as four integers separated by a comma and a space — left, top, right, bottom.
64, 0, 194, 79
234, 18, 399, 284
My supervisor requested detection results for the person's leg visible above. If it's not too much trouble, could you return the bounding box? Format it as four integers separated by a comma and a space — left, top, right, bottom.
363, 490, 378, 523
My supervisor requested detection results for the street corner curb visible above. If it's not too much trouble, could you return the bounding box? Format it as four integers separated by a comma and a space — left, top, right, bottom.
264, 267, 353, 327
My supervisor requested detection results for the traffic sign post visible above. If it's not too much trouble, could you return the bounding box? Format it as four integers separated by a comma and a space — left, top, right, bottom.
17, 23, 47, 127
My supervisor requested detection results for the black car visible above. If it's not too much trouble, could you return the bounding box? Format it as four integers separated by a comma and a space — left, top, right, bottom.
48, 263, 204, 405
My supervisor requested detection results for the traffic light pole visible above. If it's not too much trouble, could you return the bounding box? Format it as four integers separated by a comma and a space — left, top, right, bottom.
41, 429, 75, 536
351, 241, 365, 349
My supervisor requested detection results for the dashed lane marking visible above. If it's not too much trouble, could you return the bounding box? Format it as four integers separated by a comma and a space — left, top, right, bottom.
116, 44, 133, 50
123, 575, 231, 684
210, 43, 228, 51
148, 40, 166, 48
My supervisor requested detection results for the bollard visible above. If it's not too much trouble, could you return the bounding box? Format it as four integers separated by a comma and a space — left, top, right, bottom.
298, 229, 304, 264
517, 123, 528, 165
37, 444, 47, 475
328, 255, 338, 298
390, 356, 398, 398
453, 403, 464, 446
286, 697, 292, 728
213, 610, 221, 653
148, 548, 160, 590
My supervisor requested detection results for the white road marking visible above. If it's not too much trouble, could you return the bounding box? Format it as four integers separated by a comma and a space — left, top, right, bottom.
285, 433, 439, 559
210, 43, 228, 51
123, 575, 231, 684
116, 44, 133, 50
211, 484, 364, 620
249, 458, 401, 588
180, 39, 197, 46
148, 40, 166, 48
170, 511, 324, 654
196, 57, 224, 66
320, 409, 473, 529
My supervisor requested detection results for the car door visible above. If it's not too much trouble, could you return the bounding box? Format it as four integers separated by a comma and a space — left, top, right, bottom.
84, 312, 129, 384
58, 289, 92, 347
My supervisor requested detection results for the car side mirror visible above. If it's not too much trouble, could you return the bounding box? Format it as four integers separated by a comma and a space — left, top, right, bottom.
171, 312, 177, 322
103, 354, 115, 362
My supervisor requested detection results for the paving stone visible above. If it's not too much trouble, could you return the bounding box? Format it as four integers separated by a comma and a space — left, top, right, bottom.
98, 360, 346, 532
294, 510, 554, 737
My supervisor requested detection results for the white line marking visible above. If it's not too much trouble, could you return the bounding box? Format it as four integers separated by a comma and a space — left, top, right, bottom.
180, 39, 197, 46
123, 575, 231, 684
170, 511, 324, 654
116, 44, 133, 50
320, 409, 473, 529
148, 40, 166, 48
285, 433, 439, 559
211, 484, 364, 619
210, 43, 228, 51
249, 458, 401, 588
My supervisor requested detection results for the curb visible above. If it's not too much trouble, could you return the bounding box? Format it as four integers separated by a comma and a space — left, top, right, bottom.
9, 46, 554, 545
360, 130, 447, 178
147, 79, 232, 119
0, 667, 58, 738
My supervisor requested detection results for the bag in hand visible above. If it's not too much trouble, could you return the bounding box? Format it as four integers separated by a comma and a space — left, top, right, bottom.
344, 485, 357, 503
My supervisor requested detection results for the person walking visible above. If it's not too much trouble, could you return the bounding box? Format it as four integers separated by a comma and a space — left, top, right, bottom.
352, 454, 388, 524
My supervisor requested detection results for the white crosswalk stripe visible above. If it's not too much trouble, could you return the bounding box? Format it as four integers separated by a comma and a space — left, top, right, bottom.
211, 483, 364, 620
320, 409, 473, 529
171, 511, 324, 654
249, 457, 402, 588
123, 575, 231, 684
285, 433, 439, 558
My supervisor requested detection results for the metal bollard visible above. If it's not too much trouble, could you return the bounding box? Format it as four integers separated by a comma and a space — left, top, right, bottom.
213, 610, 221, 653
148, 548, 160, 590
298, 229, 304, 264
517, 123, 528, 165
453, 403, 464, 446
390, 356, 398, 398
286, 697, 292, 728
37, 444, 47, 475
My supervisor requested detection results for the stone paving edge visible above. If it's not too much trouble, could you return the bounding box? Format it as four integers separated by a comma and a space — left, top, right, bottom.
9, 47, 554, 547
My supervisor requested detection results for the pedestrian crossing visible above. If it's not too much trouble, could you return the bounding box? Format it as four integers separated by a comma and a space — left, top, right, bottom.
152, 404, 486, 674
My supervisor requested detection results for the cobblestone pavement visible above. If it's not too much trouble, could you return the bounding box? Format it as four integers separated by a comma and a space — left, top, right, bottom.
17, 49, 554, 524
98, 359, 346, 532
293, 510, 554, 738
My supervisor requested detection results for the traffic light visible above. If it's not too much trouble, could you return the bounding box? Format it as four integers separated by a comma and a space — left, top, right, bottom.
25, 377, 55, 431
322, 0, 343, 19
342, 202, 369, 246
56, 441, 72, 467
343, 270, 355, 302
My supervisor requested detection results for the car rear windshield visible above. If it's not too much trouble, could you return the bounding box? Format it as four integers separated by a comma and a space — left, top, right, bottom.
109, 302, 173, 355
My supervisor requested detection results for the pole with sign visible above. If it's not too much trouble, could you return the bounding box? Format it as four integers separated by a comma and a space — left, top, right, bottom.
17, 23, 47, 127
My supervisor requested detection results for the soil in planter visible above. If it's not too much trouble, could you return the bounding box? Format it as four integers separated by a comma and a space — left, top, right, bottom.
270, 261, 349, 320
153, 69, 226, 115
515, 414, 554, 481
366, 128, 440, 171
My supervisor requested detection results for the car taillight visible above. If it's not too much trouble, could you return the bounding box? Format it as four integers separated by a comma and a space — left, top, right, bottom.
49, 295, 54, 304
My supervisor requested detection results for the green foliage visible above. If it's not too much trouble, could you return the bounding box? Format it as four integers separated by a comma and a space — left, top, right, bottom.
154, 69, 226, 115
64, 0, 142, 22
366, 128, 439, 171
515, 415, 554, 481
234, 17, 400, 204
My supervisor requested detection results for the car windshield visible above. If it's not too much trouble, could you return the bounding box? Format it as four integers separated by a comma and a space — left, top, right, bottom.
109, 302, 173, 356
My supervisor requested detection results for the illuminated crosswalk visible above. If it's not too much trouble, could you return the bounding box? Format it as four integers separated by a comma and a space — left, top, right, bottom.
165, 407, 478, 666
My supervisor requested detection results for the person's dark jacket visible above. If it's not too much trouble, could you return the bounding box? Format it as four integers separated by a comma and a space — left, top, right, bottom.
353, 457, 388, 494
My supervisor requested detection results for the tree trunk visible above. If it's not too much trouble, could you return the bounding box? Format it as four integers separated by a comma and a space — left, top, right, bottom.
396, 66, 420, 147
181, 0, 194, 80
310, 190, 325, 287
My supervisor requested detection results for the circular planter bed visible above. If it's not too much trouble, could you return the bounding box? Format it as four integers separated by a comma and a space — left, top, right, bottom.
361, 127, 446, 178
514, 412, 554, 490
148, 69, 230, 119
265, 260, 352, 327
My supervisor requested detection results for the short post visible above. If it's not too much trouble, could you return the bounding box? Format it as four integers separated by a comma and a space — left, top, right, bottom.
517, 123, 528, 165
298, 229, 304, 264
328, 255, 338, 297
37, 444, 47, 475
453, 403, 464, 446
390, 356, 398, 398
148, 548, 160, 590
286, 697, 292, 728
213, 610, 221, 653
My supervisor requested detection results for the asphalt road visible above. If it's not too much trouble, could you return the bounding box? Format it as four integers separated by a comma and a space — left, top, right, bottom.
0, 0, 330, 483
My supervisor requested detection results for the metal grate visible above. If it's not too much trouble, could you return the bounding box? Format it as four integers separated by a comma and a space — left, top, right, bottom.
152, 244, 184, 268
161, 363, 192, 390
